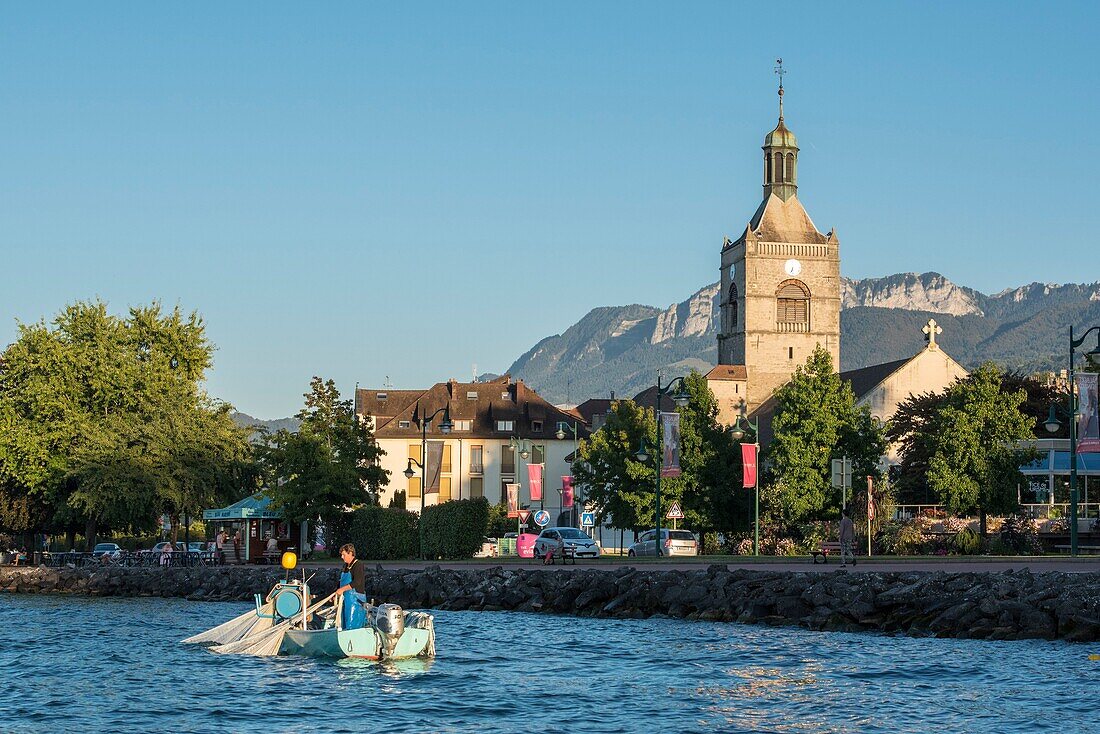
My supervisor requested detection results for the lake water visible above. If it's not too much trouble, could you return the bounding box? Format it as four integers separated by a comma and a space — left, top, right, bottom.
1, 595, 1096, 733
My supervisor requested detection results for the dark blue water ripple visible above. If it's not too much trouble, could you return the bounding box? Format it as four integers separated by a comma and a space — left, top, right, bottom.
1, 595, 1097, 733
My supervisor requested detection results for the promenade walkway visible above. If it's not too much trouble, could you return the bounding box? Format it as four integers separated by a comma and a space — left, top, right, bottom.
302, 556, 1100, 574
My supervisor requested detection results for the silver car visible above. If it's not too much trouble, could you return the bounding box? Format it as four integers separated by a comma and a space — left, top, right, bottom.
533, 527, 600, 559
627, 529, 699, 557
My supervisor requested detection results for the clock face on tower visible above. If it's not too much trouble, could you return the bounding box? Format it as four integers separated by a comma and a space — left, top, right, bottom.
784, 259, 802, 277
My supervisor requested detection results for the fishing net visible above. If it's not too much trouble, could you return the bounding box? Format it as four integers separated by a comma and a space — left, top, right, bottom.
184, 591, 337, 657
181, 603, 275, 646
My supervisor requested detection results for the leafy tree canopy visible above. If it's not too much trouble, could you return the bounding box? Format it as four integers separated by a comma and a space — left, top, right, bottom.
260, 377, 388, 530
924, 362, 1036, 528
764, 346, 887, 529
0, 300, 250, 542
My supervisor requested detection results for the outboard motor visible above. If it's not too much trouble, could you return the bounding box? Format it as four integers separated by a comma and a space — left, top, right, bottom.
373, 603, 405, 658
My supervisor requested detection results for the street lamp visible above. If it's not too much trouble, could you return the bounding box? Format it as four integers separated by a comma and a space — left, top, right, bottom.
729, 402, 761, 557
556, 421, 581, 526
644, 374, 690, 557
403, 405, 453, 560
1043, 325, 1100, 556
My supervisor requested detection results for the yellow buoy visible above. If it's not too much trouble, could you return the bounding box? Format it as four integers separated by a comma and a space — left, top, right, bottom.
1089, 654, 1100, 661
281, 551, 297, 570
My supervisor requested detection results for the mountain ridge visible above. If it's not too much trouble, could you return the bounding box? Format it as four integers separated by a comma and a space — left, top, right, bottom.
505, 272, 1100, 404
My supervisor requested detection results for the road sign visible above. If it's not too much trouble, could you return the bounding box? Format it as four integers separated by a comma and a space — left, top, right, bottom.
580, 511, 596, 528
830, 458, 852, 489
517, 509, 531, 524
665, 502, 684, 520
533, 509, 551, 527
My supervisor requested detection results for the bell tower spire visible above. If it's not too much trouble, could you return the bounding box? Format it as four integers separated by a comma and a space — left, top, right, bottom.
763, 58, 798, 201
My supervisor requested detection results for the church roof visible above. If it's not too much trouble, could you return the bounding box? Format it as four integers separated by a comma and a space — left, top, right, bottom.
764, 119, 797, 148
749, 194, 828, 244
839, 358, 913, 400
706, 365, 748, 381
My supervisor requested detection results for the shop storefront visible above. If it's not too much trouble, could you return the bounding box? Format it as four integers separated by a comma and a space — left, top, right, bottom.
201, 494, 303, 563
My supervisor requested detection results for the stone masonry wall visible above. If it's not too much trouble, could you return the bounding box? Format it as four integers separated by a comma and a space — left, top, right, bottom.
3, 565, 1100, 642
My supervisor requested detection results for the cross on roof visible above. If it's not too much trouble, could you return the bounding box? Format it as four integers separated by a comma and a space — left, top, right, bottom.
923, 318, 943, 350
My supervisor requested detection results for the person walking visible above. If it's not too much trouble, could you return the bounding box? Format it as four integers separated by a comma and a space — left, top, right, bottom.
232, 530, 242, 564
215, 530, 226, 566
839, 509, 856, 567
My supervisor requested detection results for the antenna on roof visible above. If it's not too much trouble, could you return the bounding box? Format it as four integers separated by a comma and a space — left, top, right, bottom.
383, 375, 393, 390
472, 363, 477, 383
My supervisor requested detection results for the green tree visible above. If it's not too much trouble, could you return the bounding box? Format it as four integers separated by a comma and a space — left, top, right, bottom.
0, 300, 248, 547
764, 346, 887, 530
677, 372, 750, 537
888, 370, 1060, 506
924, 362, 1036, 535
261, 377, 388, 549
572, 399, 656, 531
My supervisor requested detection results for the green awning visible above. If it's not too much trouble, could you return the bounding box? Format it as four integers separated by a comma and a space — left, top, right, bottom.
202, 493, 283, 521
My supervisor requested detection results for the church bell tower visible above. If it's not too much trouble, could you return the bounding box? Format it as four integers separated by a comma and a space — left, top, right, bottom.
714, 60, 841, 418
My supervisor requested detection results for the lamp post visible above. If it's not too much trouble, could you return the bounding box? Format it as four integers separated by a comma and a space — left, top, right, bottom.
404, 406, 453, 560
1043, 325, 1100, 556
508, 436, 531, 533
729, 403, 761, 556
556, 421, 580, 526
635, 374, 690, 557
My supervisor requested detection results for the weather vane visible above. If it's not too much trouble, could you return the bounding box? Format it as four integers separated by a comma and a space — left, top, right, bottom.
774, 57, 786, 120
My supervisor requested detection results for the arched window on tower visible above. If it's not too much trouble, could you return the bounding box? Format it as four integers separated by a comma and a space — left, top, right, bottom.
765, 154, 772, 184
773, 152, 784, 183
728, 283, 738, 329
785, 153, 795, 184
776, 279, 810, 330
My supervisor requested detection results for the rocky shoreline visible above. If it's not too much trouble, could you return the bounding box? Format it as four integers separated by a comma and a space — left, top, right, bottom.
4, 565, 1099, 642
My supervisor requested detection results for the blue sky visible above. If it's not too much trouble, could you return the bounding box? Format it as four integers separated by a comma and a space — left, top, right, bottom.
2, 2, 1097, 418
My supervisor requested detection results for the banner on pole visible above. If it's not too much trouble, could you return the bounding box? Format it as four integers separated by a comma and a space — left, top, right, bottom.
1077, 373, 1100, 453
506, 484, 519, 518
867, 476, 875, 518
562, 476, 574, 508
741, 443, 758, 488
661, 413, 682, 477
424, 441, 444, 494
527, 463, 544, 501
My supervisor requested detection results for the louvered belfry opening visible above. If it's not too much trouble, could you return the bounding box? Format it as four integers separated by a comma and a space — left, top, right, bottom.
776, 279, 810, 327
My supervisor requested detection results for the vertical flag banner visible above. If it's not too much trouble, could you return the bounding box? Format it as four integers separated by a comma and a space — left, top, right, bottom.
660, 413, 682, 477
562, 476, 575, 508
424, 441, 444, 494
527, 463, 544, 501
1077, 373, 1100, 453
506, 484, 519, 518
741, 443, 758, 488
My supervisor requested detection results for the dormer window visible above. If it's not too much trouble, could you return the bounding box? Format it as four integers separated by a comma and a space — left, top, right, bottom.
531, 421, 543, 433
376, 392, 387, 400
501, 391, 511, 401
398, 420, 411, 429
467, 391, 478, 400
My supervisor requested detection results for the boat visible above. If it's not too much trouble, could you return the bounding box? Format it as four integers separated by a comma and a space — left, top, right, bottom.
182, 552, 435, 660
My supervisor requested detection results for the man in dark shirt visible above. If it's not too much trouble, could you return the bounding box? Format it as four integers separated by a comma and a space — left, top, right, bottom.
335, 543, 367, 630
336, 543, 365, 594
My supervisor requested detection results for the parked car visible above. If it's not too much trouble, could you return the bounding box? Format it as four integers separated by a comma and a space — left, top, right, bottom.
627, 529, 699, 557
91, 543, 122, 560
473, 537, 497, 558
145, 541, 186, 556
533, 527, 600, 559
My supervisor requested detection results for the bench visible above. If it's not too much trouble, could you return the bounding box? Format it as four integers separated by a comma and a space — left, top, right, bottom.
811, 542, 842, 564
560, 546, 576, 565
1053, 545, 1100, 554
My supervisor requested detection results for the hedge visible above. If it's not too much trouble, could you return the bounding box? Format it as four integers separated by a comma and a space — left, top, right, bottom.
346, 506, 419, 560
420, 497, 490, 560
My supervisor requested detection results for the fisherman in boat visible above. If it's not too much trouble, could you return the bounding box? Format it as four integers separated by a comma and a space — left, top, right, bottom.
335, 543, 367, 630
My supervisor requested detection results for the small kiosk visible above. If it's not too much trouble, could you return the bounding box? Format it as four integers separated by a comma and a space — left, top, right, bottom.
202, 494, 304, 563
